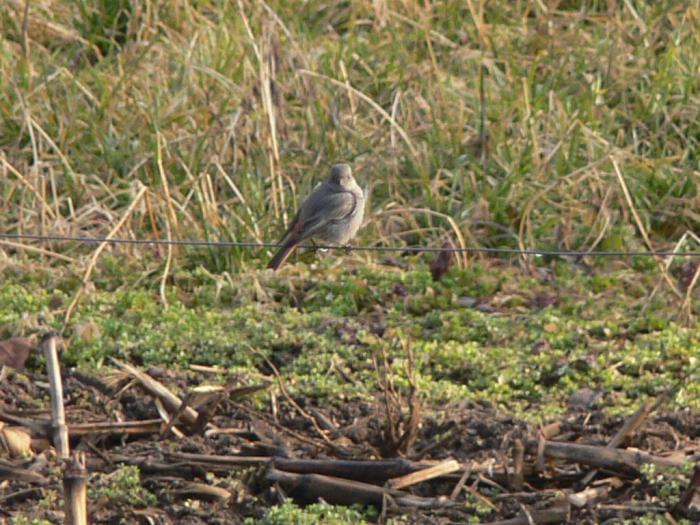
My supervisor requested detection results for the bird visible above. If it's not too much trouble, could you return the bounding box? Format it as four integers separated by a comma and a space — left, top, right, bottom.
267, 163, 365, 271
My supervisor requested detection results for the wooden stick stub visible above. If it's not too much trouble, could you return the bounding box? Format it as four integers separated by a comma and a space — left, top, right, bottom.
42, 333, 69, 458
63, 451, 88, 525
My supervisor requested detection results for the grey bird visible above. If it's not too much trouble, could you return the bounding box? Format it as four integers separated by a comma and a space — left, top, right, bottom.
267, 163, 365, 271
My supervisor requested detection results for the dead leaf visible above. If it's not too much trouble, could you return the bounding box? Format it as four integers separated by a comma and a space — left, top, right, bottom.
0, 337, 35, 369
0, 424, 34, 457
531, 292, 558, 310
393, 283, 409, 297
544, 322, 558, 333
531, 340, 551, 354
73, 320, 101, 342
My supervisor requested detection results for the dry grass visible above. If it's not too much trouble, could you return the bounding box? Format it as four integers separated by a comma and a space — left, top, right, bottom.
1, 0, 699, 275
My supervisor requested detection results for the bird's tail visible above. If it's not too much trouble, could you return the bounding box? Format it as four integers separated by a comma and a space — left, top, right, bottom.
267, 239, 299, 270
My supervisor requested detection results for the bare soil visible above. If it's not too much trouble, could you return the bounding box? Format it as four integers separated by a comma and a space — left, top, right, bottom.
1, 364, 699, 524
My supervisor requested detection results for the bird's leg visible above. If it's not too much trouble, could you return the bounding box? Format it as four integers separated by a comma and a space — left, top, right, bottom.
343, 244, 352, 255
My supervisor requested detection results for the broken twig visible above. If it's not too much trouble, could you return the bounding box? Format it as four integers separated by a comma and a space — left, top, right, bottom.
478, 504, 570, 525
111, 358, 199, 426
530, 440, 691, 476
578, 397, 656, 488
266, 466, 452, 508
388, 459, 460, 490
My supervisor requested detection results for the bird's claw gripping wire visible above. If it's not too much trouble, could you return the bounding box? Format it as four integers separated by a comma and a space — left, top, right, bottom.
309, 239, 322, 253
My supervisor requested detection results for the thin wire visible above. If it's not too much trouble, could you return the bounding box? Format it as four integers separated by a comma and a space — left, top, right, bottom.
1, 232, 700, 258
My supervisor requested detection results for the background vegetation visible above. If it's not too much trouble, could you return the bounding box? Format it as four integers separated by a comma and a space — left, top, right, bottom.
2, 0, 699, 270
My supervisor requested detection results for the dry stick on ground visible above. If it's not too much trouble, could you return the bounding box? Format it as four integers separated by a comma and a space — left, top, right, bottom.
69, 419, 163, 437
0, 459, 48, 484
167, 441, 688, 489
577, 397, 657, 488
0, 411, 48, 437
95, 455, 206, 479
595, 504, 670, 518
0, 413, 162, 439
167, 453, 433, 482
511, 439, 525, 492
166, 453, 481, 488
450, 463, 473, 500
63, 451, 88, 525
161, 392, 195, 437
540, 422, 562, 440
529, 440, 692, 476
111, 358, 199, 427
537, 421, 563, 473
189, 380, 271, 435
265, 467, 452, 509
146, 451, 518, 486
567, 484, 612, 508
308, 407, 338, 434
62, 184, 148, 329
173, 482, 231, 503
165, 452, 271, 469
0, 487, 44, 506
478, 505, 570, 525
387, 459, 460, 490
42, 333, 69, 458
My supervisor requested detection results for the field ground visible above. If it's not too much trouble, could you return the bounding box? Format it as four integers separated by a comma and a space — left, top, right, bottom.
2, 0, 700, 523
1, 258, 699, 523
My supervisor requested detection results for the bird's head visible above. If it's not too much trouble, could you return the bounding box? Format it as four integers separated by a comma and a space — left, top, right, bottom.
328, 163, 353, 186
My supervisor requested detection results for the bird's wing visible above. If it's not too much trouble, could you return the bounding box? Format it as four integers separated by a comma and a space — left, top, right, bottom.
296, 189, 358, 240
276, 207, 302, 244
276, 181, 323, 243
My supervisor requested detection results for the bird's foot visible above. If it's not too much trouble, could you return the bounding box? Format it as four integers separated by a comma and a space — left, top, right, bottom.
309, 239, 324, 253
